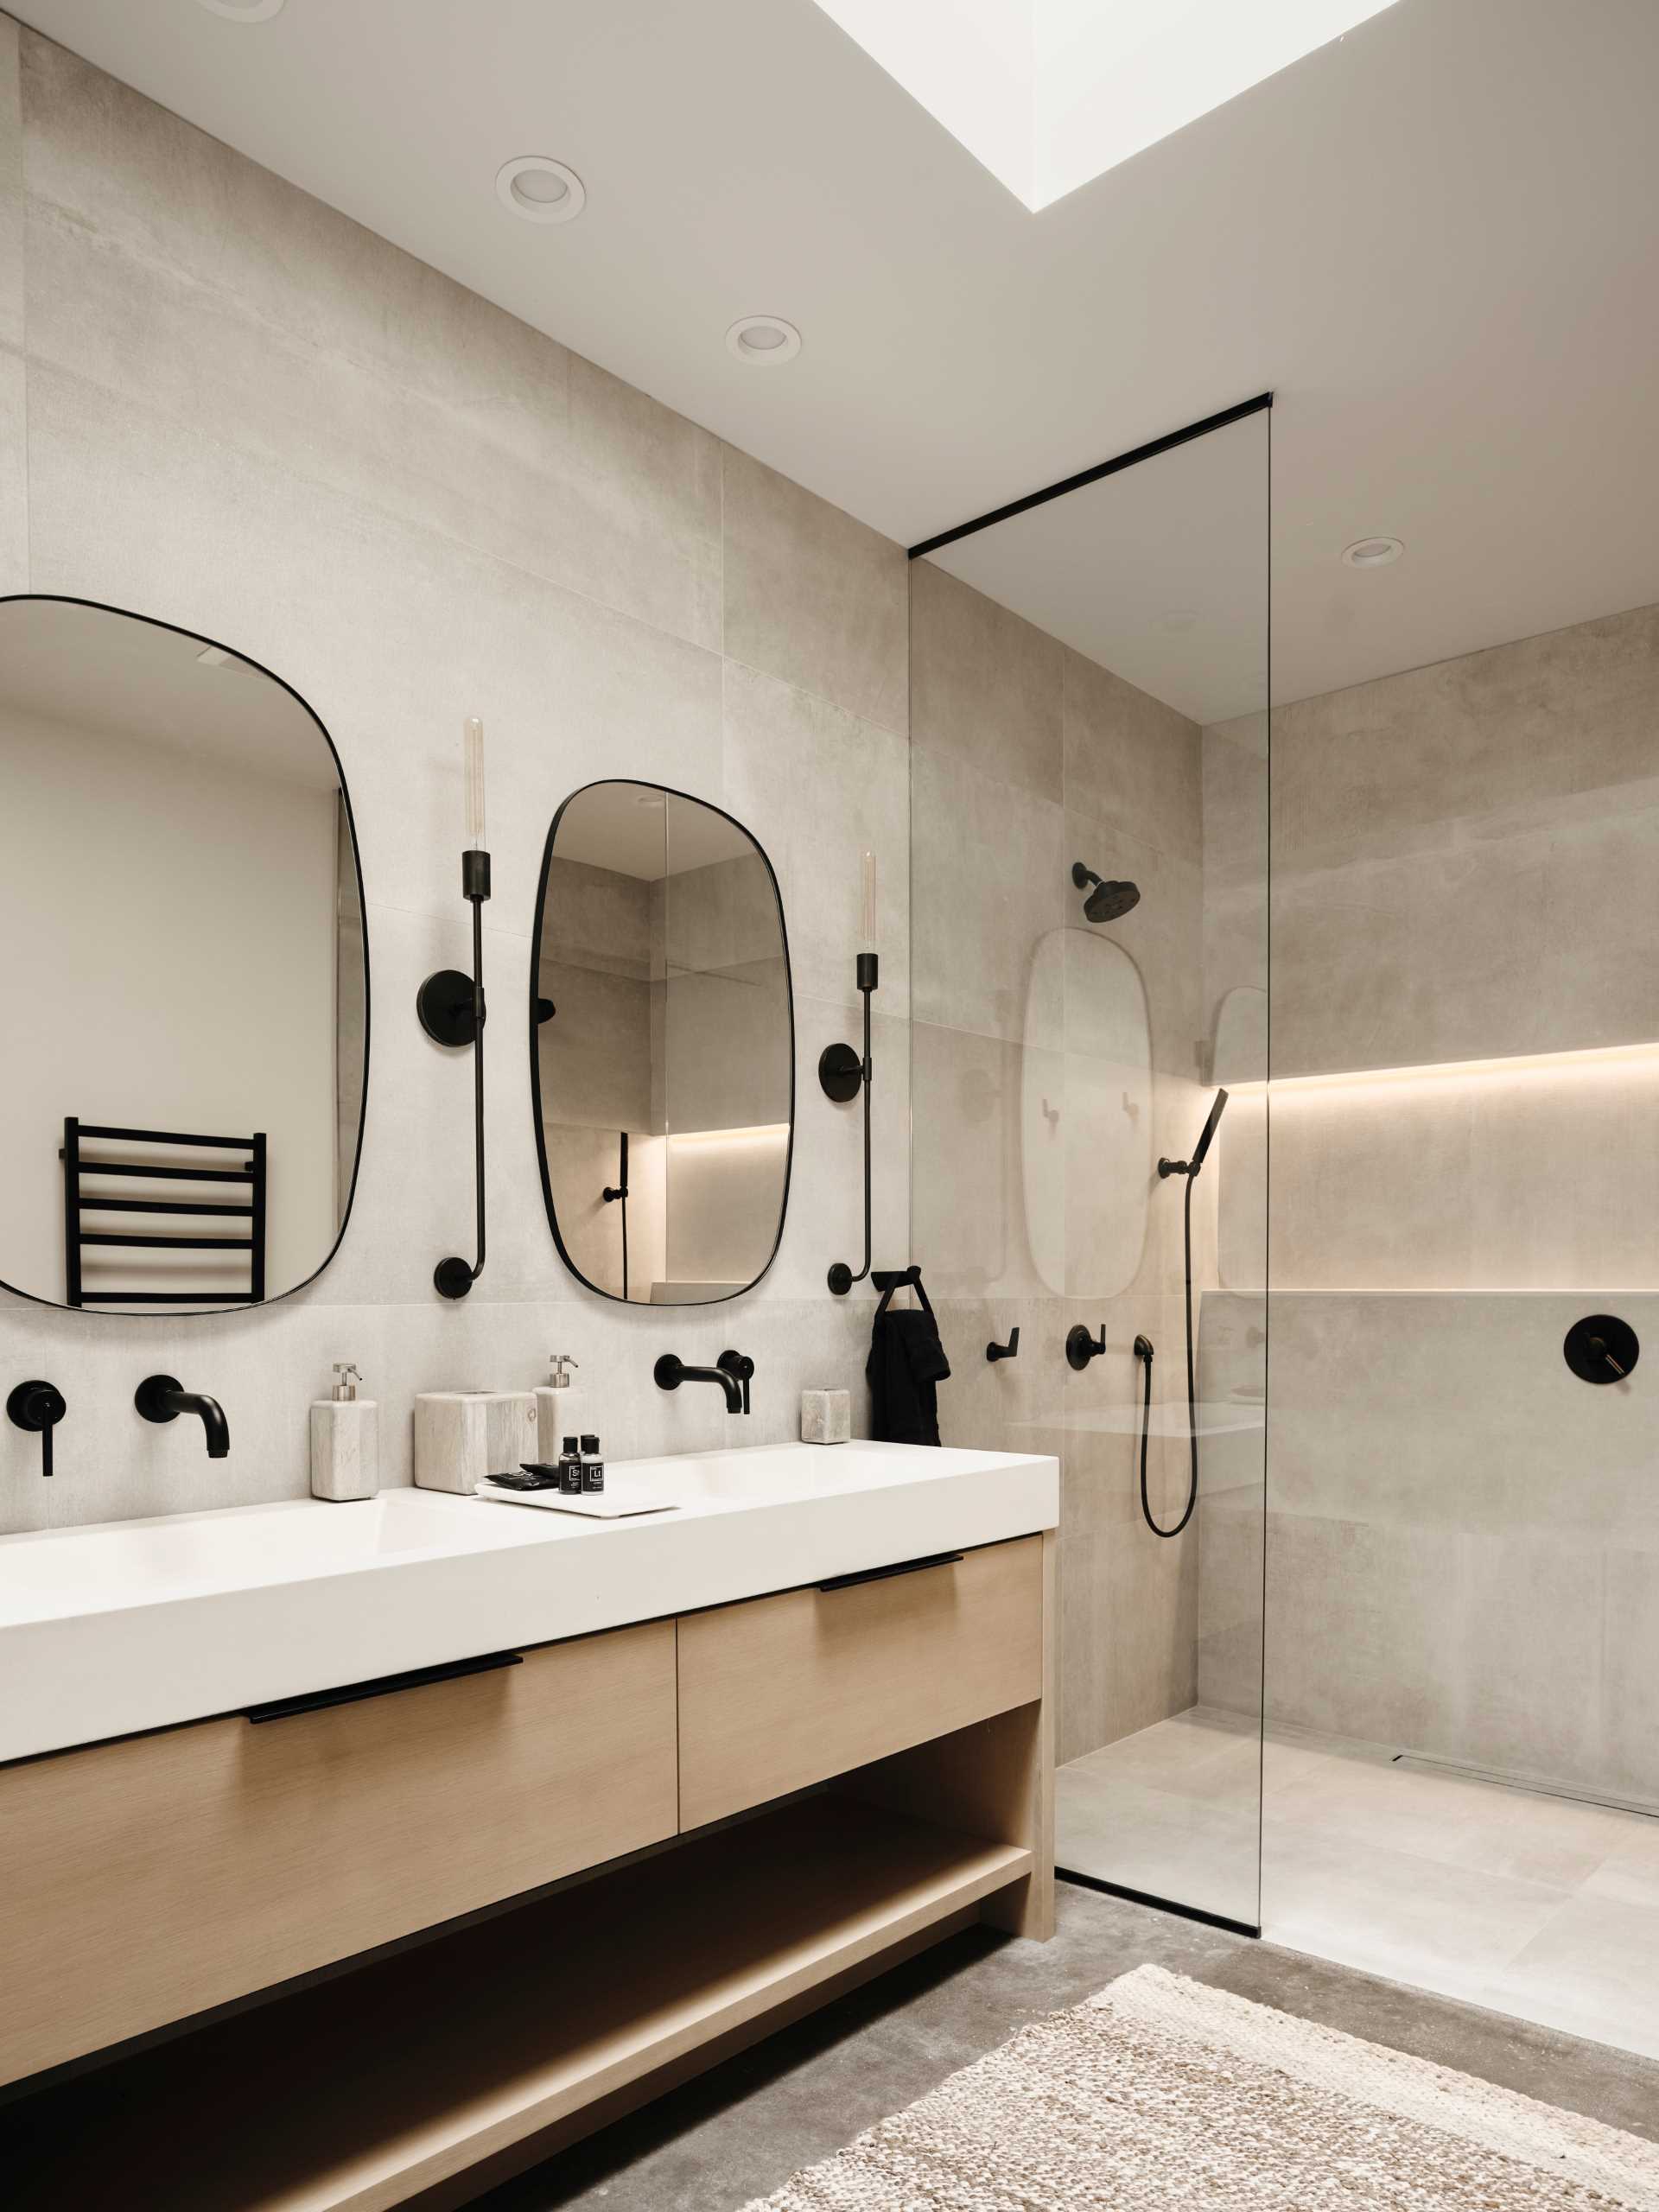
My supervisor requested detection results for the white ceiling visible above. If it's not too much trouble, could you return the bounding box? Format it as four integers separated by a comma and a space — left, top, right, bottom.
15, 0, 1659, 712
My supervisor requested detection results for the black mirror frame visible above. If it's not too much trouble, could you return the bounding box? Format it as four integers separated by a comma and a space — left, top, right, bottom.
0, 593, 372, 1318
529, 778, 796, 1306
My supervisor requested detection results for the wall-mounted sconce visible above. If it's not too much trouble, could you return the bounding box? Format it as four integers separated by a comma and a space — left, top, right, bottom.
820, 852, 877, 1296
417, 716, 489, 1300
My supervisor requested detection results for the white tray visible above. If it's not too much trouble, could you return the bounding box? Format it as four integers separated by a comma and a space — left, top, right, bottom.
474, 1482, 679, 1520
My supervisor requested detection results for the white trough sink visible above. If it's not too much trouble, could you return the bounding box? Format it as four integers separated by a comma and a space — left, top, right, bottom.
0, 1440, 1058, 1762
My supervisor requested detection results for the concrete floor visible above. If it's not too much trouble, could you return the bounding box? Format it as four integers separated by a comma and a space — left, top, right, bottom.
466, 1880, 1659, 2211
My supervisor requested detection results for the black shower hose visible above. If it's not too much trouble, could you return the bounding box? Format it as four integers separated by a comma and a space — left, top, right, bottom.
1138, 1168, 1199, 1541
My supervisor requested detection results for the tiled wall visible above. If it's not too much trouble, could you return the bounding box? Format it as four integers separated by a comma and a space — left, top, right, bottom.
907, 559, 1226, 1765
1199, 601, 1659, 1802
0, 19, 911, 1533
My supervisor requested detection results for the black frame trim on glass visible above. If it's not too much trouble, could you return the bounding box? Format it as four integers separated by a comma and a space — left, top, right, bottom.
906, 392, 1274, 562
0, 593, 372, 1319
1058, 1868, 1260, 1940
906, 397, 1274, 1929
528, 777, 797, 1307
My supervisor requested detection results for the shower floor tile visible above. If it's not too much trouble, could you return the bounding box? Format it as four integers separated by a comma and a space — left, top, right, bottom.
1058, 1708, 1659, 2061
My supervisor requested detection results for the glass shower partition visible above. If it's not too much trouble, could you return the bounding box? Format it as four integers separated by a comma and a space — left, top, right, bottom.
907, 401, 1270, 1930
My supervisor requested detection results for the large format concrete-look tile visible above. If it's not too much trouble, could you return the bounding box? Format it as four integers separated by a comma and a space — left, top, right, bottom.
20, 31, 722, 651
721, 663, 909, 1019
909, 560, 1062, 799
0, 13, 21, 354
23, 362, 726, 928
911, 751, 1068, 1047
721, 447, 906, 737
909, 1021, 1061, 1300
1065, 646, 1202, 862
1477, 1891, 1659, 2063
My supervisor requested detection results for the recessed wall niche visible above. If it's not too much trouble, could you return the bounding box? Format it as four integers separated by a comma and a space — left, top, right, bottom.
0, 595, 369, 1314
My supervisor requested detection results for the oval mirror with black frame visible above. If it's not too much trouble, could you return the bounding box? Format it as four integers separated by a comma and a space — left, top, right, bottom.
0, 595, 369, 1315
531, 780, 793, 1305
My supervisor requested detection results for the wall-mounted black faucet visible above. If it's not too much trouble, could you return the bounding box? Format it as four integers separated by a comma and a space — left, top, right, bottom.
653, 1350, 754, 1415
136, 1373, 230, 1458
8, 1380, 67, 1477
986, 1327, 1020, 1363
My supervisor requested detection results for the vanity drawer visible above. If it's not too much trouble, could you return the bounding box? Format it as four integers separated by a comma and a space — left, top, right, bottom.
677, 1536, 1044, 1830
0, 1619, 677, 2087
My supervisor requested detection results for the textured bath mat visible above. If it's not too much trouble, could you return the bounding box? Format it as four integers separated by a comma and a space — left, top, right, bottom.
743, 1964, 1659, 2209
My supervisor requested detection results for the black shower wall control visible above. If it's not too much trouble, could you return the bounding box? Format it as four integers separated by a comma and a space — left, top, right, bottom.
1563, 1314, 1639, 1384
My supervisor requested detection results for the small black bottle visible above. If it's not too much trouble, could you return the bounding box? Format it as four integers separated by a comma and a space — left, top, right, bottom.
580, 1432, 605, 1494
558, 1433, 583, 1495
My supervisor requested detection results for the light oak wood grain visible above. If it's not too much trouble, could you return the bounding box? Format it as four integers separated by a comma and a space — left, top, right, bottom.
677, 1536, 1045, 1830
843, 1528, 1057, 1938
3, 1798, 1030, 2211
0, 1622, 678, 2087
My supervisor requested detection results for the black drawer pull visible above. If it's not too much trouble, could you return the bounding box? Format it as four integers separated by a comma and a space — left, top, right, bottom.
817, 1551, 963, 1593
245, 1649, 522, 1724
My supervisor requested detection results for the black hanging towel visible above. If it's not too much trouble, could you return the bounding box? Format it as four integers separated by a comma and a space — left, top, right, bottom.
867, 1267, 951, 1446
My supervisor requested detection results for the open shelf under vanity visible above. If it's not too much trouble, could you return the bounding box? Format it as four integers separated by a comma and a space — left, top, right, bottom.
2, 1794, 1032, 2211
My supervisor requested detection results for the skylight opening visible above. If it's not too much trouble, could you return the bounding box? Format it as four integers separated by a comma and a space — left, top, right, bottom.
814, 0, 1402, 210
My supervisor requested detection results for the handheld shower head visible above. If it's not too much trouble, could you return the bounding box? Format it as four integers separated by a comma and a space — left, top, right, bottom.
1189, 1086, 1230, 1173
1072, 860, 1141, 924
1158, 1088, 1230, 1180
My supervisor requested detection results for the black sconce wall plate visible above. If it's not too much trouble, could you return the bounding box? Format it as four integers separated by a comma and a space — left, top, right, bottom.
417, 969, 480, 1048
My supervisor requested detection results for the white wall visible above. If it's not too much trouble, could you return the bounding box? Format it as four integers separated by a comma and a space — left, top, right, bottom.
0, 18, 909, 1531
0, 702, 338, 1305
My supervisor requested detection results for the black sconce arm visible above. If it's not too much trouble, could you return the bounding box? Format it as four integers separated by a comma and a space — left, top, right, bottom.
820, 950, 878, 1295
418, 845, 491, 1300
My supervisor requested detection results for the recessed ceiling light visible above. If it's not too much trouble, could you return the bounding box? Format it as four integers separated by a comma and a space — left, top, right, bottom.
1342, 536, 1404, 568
495, 156, 586, 226
726, 316, 802, 367
194, 0, 286, 19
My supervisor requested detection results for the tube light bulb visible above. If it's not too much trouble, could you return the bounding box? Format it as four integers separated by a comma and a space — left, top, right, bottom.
860, 849, 877, 951
463, 716, 486, 849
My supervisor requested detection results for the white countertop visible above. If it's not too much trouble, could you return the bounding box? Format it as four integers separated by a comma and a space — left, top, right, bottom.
0, 1440, 1058, 1763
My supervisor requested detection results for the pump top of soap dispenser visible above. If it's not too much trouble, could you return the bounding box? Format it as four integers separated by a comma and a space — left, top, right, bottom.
548, 1353, 577, 1388
332, 1363, 363, 1402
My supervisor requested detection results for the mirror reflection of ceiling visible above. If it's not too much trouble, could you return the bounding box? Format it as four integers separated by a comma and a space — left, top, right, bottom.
556, 784, 757, 880
23, 2, 1659, 709
0, 599, 339, 791
925, 414, 1266, 726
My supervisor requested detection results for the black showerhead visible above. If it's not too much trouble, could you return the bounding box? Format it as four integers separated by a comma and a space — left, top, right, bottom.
1072, 860, 1141, 923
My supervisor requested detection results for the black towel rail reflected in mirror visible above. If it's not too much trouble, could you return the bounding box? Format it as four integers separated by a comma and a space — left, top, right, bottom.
0, 594, 369, 1317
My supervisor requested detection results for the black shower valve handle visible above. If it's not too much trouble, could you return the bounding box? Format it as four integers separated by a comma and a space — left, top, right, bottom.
7, 1379, 67, 1478
986, 1327, 1020, 1363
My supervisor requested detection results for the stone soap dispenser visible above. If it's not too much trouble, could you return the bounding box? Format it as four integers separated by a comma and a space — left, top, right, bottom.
310, 1363, 379, 1502
536, 1352, 579, 1463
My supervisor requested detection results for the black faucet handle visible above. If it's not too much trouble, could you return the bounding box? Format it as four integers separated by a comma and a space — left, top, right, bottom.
1065, 1323, 1107, 1371
718, 1349, 754, 1414
986, 1328, 1020, 1363
8, 1379, 67, 1478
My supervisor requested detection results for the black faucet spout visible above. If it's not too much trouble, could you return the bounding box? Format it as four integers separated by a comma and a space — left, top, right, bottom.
135, 1374, 231, 1458
653, 1351, 753, 1415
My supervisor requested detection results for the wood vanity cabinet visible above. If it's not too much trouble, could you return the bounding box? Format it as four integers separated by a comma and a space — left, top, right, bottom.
0, 1533, 1053, 2212
678, 1536, 1046, 1827
0, 1620, 679, 2087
